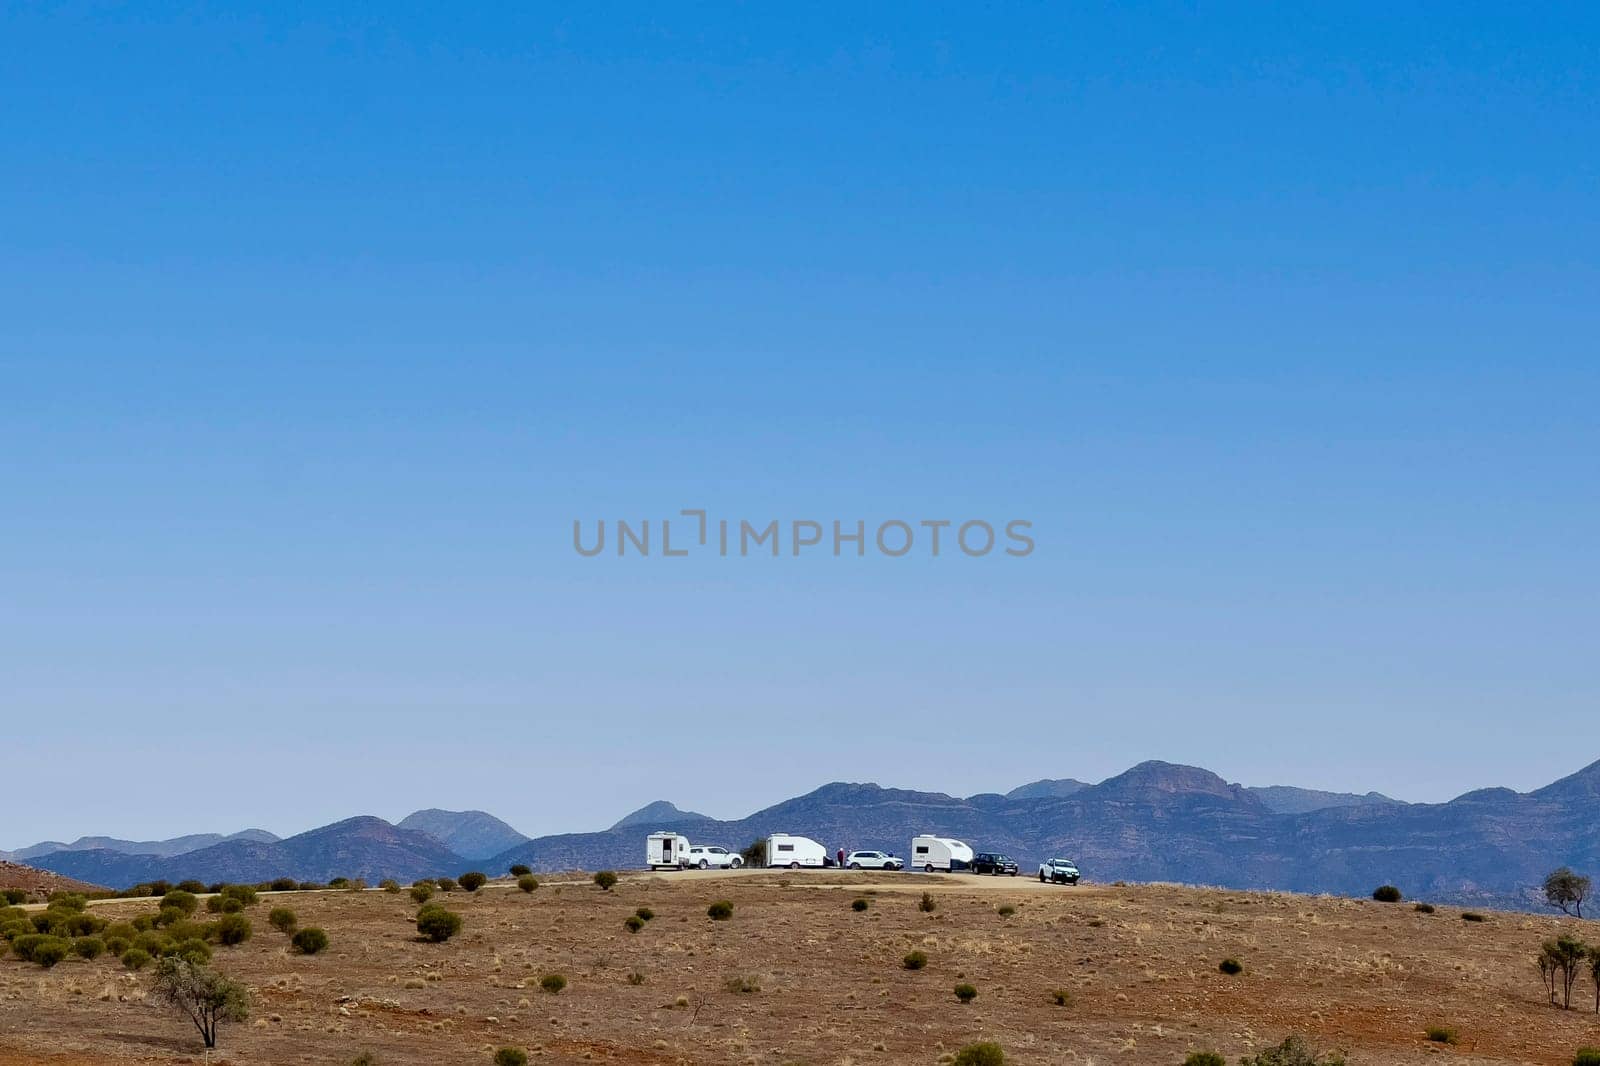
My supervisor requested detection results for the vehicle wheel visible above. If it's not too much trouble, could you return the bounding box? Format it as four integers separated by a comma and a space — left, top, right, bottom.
1038, 870, 1046, 882
730, 857, 743, 868
697, 859, 708, 869
1010, 870, 1017, 877
849, 862, 860, 869
924, 863, 934, 874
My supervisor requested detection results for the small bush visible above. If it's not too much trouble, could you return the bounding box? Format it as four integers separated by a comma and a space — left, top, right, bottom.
509, 864, 531, 877
1050, 988, 1070, 1006
435, 878, 456, 892
268, 907, 297, 934
707, 900, 734, 921
635, 906, 654, 921
624, 915, 644, 933
121, 947, 152, 971
1372, 885, 1403, 903
724, 974, 761, 993
1218, 957, 1245, 975
73, 936, 105, 959
220, 884, 258, 906
161, 890, 199, 916
269, 878, 297, 892
416, 905, 462, 943
459, 872, 488, 892
1574, 1049, 1600, 1066
919, 891, 937, 913
494, 1050, 529, 1066
1414, 902, 1435, 914
154, 906, 185, 927
626, 971, 646, 985
954, 982, 978, 1003
539, 973, 567, 994
1425, 1026, 1458, 1045
903, 950, 928, 970
953, 1043, 1004, 1066
31, 937, 72, 968
1, 889, 27, 905
104, 935, 131, 956
997, 904, 1016, 917
517, 876, 538, 893
350, 1053, 378, 1066
172, 938, 212, 965
1184, 1054, 1227, 1066
1238, 1035, 1347, 1066
291, 927, 330, 955
594, 871, 619, 891
379, 879, 400, 893
1461, 912, 1487, 922
852, 898, 869, 912
215, 914, 252, 946
410, 884, 435, 905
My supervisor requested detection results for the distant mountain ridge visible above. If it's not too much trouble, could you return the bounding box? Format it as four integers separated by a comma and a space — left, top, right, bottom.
24, 761, 1600, 912
2, 829, 278, 864
395, 809, 528, 861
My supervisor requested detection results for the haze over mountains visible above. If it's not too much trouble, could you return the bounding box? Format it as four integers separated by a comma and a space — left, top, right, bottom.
15, 760, 1600, 911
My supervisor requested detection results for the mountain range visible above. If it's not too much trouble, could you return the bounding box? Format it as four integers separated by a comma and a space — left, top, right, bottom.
17, 760, 1600, 911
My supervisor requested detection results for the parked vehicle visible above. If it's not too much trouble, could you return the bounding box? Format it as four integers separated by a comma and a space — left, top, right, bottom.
682, 844, 743, 870
766, 832, 829, 868
646, 832, 691, 870
844, 850, 903, 870
971, 852, 1019, 876
1038, 857, 1081, 884
910, 835, 974, 873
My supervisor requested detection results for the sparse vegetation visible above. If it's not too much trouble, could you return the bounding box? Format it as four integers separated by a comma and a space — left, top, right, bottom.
379, 879, 400, 893
624, 915, 644, 932
539, 973, 567, 994
1237, 1035, 1347, 1066
594, 870, 619, 891
1050, 988, 1070, 1006
919, 891, 937, 913
214, 914, 252, 946
635, 906, 654, 921
952, 1042, 1004, 1066
1183, 1053, 1226, 1066
724, 974, 761, 993
1372, 885, 1403, 903
291, 927, 329, 955
903, 950, 928, 970
268, 907, 297, 934
997, 904, 1016, 917
416, 905, 462, 943
954, 982, 978, 1003
1218, 957, 1244, 975
626, 971, 646, 985
1414, 902, 1435, 914
1574, 1049, 1600, 1066
121, 947, 152, 971
707, 900, 734, 920
410, 884, 434, 904
1425, 1026, 1459, 1044
151, 957, 249, 1049
493, 1049, 529, 1066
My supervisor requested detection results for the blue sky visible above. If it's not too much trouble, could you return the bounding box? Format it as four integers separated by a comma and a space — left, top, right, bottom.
3, 4, 1597, 843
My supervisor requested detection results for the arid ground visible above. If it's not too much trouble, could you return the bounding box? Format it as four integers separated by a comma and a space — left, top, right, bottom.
3, 870, 1599, 1065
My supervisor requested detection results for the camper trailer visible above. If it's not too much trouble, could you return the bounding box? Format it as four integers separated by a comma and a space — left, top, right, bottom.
765, 832, 828, 868
646, 831, 691, 870
910, 834, 974, 873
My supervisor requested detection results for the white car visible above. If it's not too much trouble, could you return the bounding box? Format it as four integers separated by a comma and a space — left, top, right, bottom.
1038, 857, 1081, 884
681, 845, 744, 870
844, 850, 904, 871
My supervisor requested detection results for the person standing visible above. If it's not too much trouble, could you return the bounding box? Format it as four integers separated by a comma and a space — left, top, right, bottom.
837, 847, 846, 868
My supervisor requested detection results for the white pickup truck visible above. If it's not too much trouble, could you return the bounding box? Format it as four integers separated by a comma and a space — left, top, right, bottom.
1038, 857, 1081, 884
680, 844, 744, 870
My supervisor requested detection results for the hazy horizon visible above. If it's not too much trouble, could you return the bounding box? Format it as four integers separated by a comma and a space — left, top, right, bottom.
5, 6, 1597, 845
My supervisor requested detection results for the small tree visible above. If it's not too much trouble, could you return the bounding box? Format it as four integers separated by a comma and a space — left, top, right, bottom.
593, 871, 618, 891
740, 838, 768, 867
1372, 885, 1402, 903
459, 872, 488, 892
517, 875, 538, 893
1546, 868, 1592, 918
1541, 936, 1588, 1009
151, 958, 249, 1050
509, 864, 531, 877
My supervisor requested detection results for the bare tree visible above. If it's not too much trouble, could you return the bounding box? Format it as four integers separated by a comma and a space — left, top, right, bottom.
151, 957, 249, 1049
1540, 936, 1588, 1010
1544, 868, 1592, 918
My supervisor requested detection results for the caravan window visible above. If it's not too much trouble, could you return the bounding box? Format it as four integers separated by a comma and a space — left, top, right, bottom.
777, 843, 794, 852
915, 845, 929, 854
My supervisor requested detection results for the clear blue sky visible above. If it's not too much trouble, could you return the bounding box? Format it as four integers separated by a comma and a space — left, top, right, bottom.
3, 4, 1597, 844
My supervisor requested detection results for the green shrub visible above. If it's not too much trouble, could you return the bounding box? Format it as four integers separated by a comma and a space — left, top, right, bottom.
379, 879, 400, 893
851, 898, 869, 912
707, 900, 733, 920
269, 878, 298, 892
509, 864, 531, 877
1218, 957, 1245, 975
539, 973, 567, 994
459, 872, 488, 892
350, 1053, 378, 1066
161, 890, 199, 916
594, 871, 619, 891
207, 895, 244, 914
73, 936, 105, 959
723, 974, 761, 994
104, 935, 131, 956
624, 915, 644, 933
121, 947, 152, 971
131, 914, 157, 932
103, 921, 137, 941
1425, 1027, 1458, 1045
1050, 988, 1070, 1006
155, 906, 185, 927
919, 891, 937, 913
215, 914, 252, 946
220, 884, 258, 906
1184, 1053, 1227, 1066
291, 927, 330, 955
953, 1043, 1004, 1066
1574, 1049, 1600, 1066
329, 877, 351, 889
416, 905, 462, 943
10, 934, 50, 962
1, 889, 27, 905
48, 892, 87, 911
626, 971, 646, 985
1414, 902, 1435, 914
132, 931, 169, 955
1461, 912, 1487, 922
435, 878, 456, 892
517, 876, 538, 893
494, 1049, 529, 1066
954, 982, 978, 1003
31, 936, 72, 968
410, 884, 435, 905
903, 950, 928, 970
268, 907, 297, 934
635, 906, 654, 921
164, 919, 209, 944
1372, 885, 1403, 903
1238, 1035, 1347, 1066
172, 938, 212, 965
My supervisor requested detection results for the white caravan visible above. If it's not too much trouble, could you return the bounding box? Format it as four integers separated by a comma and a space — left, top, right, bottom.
646, 832, 691, 870
911, 835, 974, 873
765, 832, 828, 868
